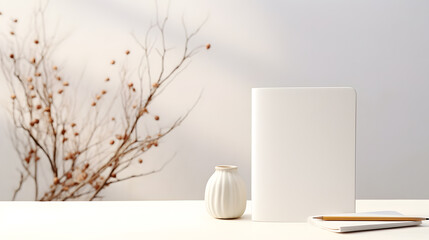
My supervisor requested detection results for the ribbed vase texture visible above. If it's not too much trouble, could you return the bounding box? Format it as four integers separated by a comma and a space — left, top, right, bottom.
205, 165, 246, 219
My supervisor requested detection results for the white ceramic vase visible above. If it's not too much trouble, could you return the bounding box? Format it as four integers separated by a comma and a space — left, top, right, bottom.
204, 165, 246, 219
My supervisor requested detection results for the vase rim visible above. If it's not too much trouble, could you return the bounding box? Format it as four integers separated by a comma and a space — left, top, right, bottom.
215, 165, 238, 170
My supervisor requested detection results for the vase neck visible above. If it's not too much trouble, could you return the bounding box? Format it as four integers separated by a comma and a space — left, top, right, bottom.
215, 165, 238, 172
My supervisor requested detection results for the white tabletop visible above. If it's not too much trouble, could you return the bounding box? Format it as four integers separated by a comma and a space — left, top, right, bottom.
1, 200, 428, 239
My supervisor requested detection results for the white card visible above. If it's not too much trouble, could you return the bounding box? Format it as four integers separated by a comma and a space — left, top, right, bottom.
252, 87, 356, 222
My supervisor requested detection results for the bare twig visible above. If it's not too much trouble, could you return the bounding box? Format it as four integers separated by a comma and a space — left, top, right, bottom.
1, 2, 209, 201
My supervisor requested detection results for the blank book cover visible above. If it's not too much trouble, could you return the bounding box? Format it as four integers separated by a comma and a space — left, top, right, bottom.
251, 87, 356, 222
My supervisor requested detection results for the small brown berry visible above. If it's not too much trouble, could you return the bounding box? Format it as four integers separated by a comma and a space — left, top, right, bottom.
34, 39, 39, 44
63, 81, 69, 86
71, 123, 76, 127
36, 104, 42, 110
206, 43, 211, 50
110, 140, 115, 145
31, 94, 36, 98
35, 72, 41, 77
48, 93, 53, 98
27, 77, 33, 82
34, 119, 40, 124
125, 50, 130, 55
10, 31, 14, 35
49, 117, 54, 123
56, 76, 61, 81
74, 132, 79, 136
25, 157, 30, 164
53, 66, 58, 70
53, 177, 59, 184
28, 84, 34, 90
91, 102, 96, 107
96, 94, 101, 100
63, 137, 68, 143
63, 186, 69, 191
9, 54, 14, 59
111, 60, 115, 65
111, 173, 117, 178
111, 117, 116, 121
132, 104, 137, 109
13, 19, 18, 23
75, 172, 87, 181
101, 90, 107, 95
153, 141, 158, 147
128, 82, 133, 88
154, 115, 160, 121
11, 94, 16, 100
152, 82, 159, 88
31, 58, 36, 64
35, 156, 40, 161
44, 107, 50, 112
58, 89, 64, 94
84, 163, 89, 169
61, 129, 66, 135
138, 159, 143, 164
105, 77, 110, 82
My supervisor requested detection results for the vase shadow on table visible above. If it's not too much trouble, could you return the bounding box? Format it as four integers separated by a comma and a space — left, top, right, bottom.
214, 213, 252, 221
237, 213, 252, 221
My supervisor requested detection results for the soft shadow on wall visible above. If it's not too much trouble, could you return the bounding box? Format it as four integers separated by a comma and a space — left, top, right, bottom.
1, 0, 429, 200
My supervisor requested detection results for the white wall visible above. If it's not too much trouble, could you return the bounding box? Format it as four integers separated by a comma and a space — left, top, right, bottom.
1, 0, 429, 200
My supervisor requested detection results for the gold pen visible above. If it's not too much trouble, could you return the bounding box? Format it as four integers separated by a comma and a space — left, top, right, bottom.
314, 216, 429, 221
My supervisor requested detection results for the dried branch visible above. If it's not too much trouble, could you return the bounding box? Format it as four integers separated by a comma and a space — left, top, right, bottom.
12, 172, 27, 200
1, 2, 209, 201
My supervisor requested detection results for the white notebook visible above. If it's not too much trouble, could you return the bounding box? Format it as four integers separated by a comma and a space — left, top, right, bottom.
252, 87, 356, 222
308, 211, 422, 233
